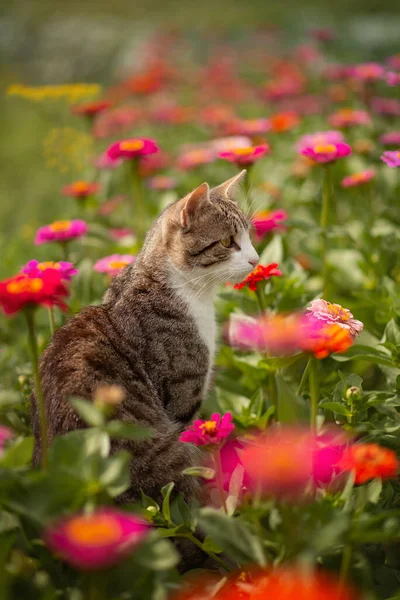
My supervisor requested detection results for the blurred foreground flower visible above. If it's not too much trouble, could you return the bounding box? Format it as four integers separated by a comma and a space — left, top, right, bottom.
300, 142, 351, 163
351, 62, 385, 81
45, 509, 149, 570
339, 443, 399, 484
71, 100, 111, 118
22, 260, 77, 281
233, 264, 282, 291
0, 426, 15, 454
252, 209, 287, 240
329, 108, 371, 128
269, 111, 300, 132
218, 144, 269, 166
34, 220, 88, 245
341, 170, 376, 188
62, 181, 100, 198
94, 254, 136, 278
0, 271, 68, 316
387, 72, 400, 86
380, 150, 400, 168
179, 413, 234, 447
106, 138, 159, 161
380, 132, 400, 146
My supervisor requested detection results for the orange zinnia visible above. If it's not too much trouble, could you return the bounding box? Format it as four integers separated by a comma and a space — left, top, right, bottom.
339, 443, 399, 484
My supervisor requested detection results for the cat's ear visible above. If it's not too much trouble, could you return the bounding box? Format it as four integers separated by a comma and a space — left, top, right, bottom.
180, 182, 210, 231
211, 169, 247, 203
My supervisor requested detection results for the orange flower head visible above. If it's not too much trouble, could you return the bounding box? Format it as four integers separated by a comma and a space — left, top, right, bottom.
270, 111, 300, 132
339, 443, 399, 484
233, 263, 282, 291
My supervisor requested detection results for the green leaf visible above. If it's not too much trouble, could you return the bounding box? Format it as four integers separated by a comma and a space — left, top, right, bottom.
1, 436, 33, 468
198, 507, 266, 566
105, 420, 152, 441
332, 345, 393, 366
99, 451, 131, 497
383, 319, 400, 346
275, 375, 306, 423
259, 235, 283, 265
135, 533, 179, 570
366, 478, 383, 504
182, 466, 215, 480
141, 490, 160, 512
70, 397, 105, 427
319, 402, 351, 417
161, 482, 175, 524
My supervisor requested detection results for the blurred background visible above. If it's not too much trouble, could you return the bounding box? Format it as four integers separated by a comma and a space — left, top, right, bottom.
0, 0, 399, 277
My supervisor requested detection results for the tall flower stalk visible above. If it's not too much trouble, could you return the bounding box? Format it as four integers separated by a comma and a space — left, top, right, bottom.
131, 159, 146, 245
321, 166, 332, 300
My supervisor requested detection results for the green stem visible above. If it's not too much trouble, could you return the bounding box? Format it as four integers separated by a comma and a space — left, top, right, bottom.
297, 357, 312, 396
60, 241, 69, 262
24, 309, 48, 469
131, 158, 146, 245
183, 532, 231, 572
47, 307, 55, 336
213, 448, 228, 514
87, 573, 103, 600
309, 357, 319, 433
269, 372, 277, 415
320, 166, 332, 299
339, 542, 353, 587
255, 286, 266, 315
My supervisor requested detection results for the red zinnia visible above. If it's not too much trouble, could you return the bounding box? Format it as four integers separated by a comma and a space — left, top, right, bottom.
233, 263, 282, 291
339, 443, 399, 484
62, 181, 100, 198
0, 271, 68, 316
71, 100, 111, 117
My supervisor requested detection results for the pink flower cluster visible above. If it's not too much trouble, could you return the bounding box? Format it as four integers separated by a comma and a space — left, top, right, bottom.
22, 260, 78, 281
35, 220, 88, 245
179, 413, 234, 447
300, 142, 352, 164
94, 254, 136, 277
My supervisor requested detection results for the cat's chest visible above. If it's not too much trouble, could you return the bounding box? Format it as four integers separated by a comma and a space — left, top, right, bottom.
187, 295, 216, 359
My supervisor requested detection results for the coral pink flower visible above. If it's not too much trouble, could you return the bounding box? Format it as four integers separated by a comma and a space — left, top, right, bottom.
108, 228, 133, 241
0, 271, 68, 316
179, 413, 234, 447
386, 72, 400, 86
269, 111, 300, 132
339, 443, 399, 484
296, 130, 344, 152
106, 138, 159, 161
300, 321, 354, 359
95, 152, 123, 170
218, 144, 269, 166
34, 220, 88, 245
177, 148, 216, 170
228, 313, 302, 356
252, 209, 288, 240
45, 509, 149, 570
380, 132, 400, 145
381, 150, 400, 168
97, 196, 125, 216
341, 169, 376, 188
306, 299, 364, 337
0, 426, 14, 454
93, 107, 140, 139
71, 100, 111, 118
329, 108, 371, 128
223, 118, 271, 137
233, 263, 282, 291
62, 181, 100, 198
94, 254, 136, 277
372, 97, 400, 117
351, 62, 385, 81
147, 175, 176, 190
22, 260, 78, 281
139, 152, 170, 177
300, 142, 351, 163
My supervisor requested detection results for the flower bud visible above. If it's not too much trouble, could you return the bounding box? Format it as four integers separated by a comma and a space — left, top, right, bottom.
94, 384, 125, 417
345, 386, 362, 402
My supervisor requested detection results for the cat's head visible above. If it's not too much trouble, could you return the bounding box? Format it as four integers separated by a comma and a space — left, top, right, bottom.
162, 171, 259, 285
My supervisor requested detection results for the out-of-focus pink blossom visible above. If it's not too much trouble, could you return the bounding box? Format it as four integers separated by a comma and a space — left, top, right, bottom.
296, 130, 345, 152
329, 108, 371, 128
252, 209, 288, 240
386, 72, 400, 86
35, 220, 88, 245
223, 118, 271, 137
300, 142, 351, 163
108, 228, 134, 241
387, 54, 400, 70
93, 107, 141, 139
0, 426, 14, 454
310, 28, 336, 42
372, 97, 400, 117
106, 138, 159, 161
147, 175, 177, 190
380, 132, 400, 145
381, 150, 400, 168
94, 254, 136, 277
179, 413, 234, 447
341, 169, 376, 188
22, 260, 78, 281
350, 62, 385, 81
218, 144, 269, 166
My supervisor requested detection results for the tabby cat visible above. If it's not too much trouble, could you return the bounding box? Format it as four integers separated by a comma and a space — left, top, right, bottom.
32, 170, 259, 505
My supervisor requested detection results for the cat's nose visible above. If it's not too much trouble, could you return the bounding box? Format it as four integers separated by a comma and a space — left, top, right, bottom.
248, 255, 259, 268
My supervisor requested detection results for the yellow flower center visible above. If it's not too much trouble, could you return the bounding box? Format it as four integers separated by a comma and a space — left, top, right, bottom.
349, 173, 365, 183
109, 260, 130, 270
313, 144, 336, 154
49, 220, 71, 232
233, 146, 254, 155
338, 109, 354, 117
65, 515, 122, 547
7, 278, 43, 294
200, 421, 218, 435
187, 150, 210, 162
120, 139, 145, 152
38, 261, 60, 271
255, 210, 272, 220
397, 151, 400, 158
72, 181, 90, 192
326, 301, 350, 321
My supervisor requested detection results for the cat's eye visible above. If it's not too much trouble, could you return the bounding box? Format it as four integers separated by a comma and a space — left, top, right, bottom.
220, 236, 234, 248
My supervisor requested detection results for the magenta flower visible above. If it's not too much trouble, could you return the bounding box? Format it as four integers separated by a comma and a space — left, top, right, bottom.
34, 220, 88, 245
45, 509, 150, 570
218, 144, 269, 166
147, 175, 177, 190
306, 299, 364, 337
224, 118, 271, 137
177, 148, 216, 170
296, 130, 344, 152
300, 142, 351, 163
387, 72, 400, 86
372, 97, 400, 117
341, 169, 376, 188
380, 132, 400, 145
106, 138, 159, 161
0, 426, 14, 454
95, 152, 123, 170
328, 109, 371, 128
94, 254, 136, 277
179, 413, 234, 447
252, 209, 288, 240
351, 62, 385, 81
22, 260, 78, 281
381, 150, 400, 168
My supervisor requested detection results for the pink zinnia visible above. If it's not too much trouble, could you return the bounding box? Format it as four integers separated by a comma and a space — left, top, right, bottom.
106, 138, 159, 161
351, 62, 385, 81
381, 150, 400, 168
94, 254, 136, 277
22, 260, 78, 281
306, 299, 364, 337
218, 144, 269, 166
296, 130, 344, 152
341, 169, 376, 188
35, 220, 88, 245
228, 313, 302, 356
0, 426, 14, 454
329, 108, 371, 128
252, 209, 287, 240
372, 97, 400, 117
380, 132, 400, 146
45, 509, 149, 570
223, 118, 271, 137
147, 175, 177, 190
300, 142, 351, 163
386, 72, 400, 86
179, 413, 234, 447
